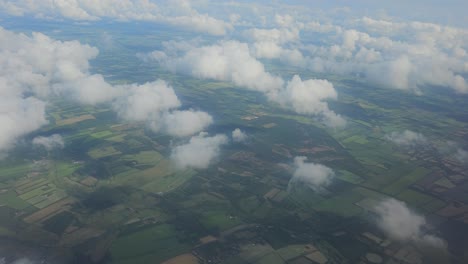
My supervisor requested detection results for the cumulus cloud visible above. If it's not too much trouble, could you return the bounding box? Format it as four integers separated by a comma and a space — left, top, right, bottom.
385, 130, 427, 146
232, 128, 247, 142
0, 27, 118, 104
32, 134, 64, 151
0, 27, 112, 154
150, 40, 284, 96
114, 81, 181, 122
299, 17, 468, 94
375, 198, 446, 248
221, 5, 468, 94
0, 97, 47, 153
171, 132, 228, 169
113, 81, 213, 137
279, 75, 346, 127
0, 27, 212, 156
145, 40, 344, 127
288, 156, 334, 191
159, 110, 213, 137
0, 0, 231, 35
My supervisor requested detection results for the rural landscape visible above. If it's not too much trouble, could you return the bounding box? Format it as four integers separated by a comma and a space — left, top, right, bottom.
0, 1, 468, 264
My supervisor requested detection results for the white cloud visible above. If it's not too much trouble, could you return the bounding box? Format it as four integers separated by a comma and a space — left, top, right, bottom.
0, 97, 47, 153
0, 27, 213, 156
0, 27, 124, 154
301, 18, 468, 94
278, 75, 346, 127
232, 128, 247, 142
159, 110, 213, 137
0, 27, 118, 104
145, 40, 343, 127
385, 130, 427, 146
171, 132, 228, 169
32, 134, 64, 151
217, 6, 468, 94
114, 81, 181, 122
375, 198, 446, 248
289, 156, 334, 191
113, 81, 212, 137
152, 40, 284, 96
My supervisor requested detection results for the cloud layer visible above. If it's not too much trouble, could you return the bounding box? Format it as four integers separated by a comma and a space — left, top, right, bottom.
245, 15, 468, 94
0, 0, 231, 36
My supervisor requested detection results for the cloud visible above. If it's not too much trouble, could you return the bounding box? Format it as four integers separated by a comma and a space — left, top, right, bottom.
0, 97, 47, 153
232, 128, 247, 142
288, 156, 334, 191
145, 40, 344, 127
113, 81, 213, 137
159, 110, 213, 137
151, 40, 284, 96
0, 27, 212, 156
374, 198, 446, 248
387, 133, 468, 165
0, 0, 231, 35
455, 148, 468, 164
0, 27, 124, 154
279, 75, 346, 127
32, 134, 64, 151
171, 132, 228, 169
299, 18, 468, 94
437, 141, 468, 165
114, 81, 181, 122
0, 27, 118, 104
224, 6, 468, 94
385, 130, 427, 146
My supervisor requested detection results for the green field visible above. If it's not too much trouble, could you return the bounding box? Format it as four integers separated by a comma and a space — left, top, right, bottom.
0, 163, 31, 182
19, 184, 55, 200
396, 189, 434, 208
200, 210, 243, 231
110, 224, 190, 264
121, 151, 164, 166
382, 167, 430, 195
336, 170, 364, 184
141, 169, 196, 193
91, 130, 114, 139
0, 191, 30, 210
88, 146, 122, 159
276, 245, 310, 261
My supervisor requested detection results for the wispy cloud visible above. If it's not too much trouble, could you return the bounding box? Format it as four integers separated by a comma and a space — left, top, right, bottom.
32, 134, 64, 151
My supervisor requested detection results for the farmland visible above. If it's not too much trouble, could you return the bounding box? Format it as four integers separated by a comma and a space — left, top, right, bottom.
0, 17, 467, 264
